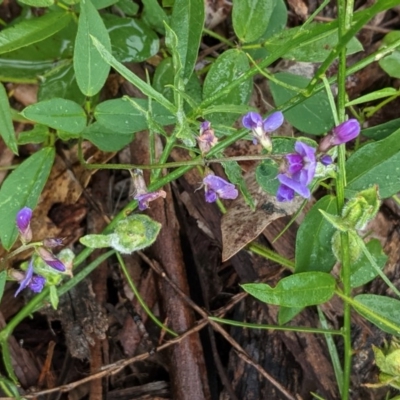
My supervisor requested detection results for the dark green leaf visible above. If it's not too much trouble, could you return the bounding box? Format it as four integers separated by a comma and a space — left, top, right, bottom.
116, 0, 139, 15
170, 0, 204, 82
295, 195, 337, 273
242, 272, 336, 307
0, 11, 72, 54
38, 62, 85, 104
345, 128, 400, 199
0, 83, 18, 154
362, 119, 400, 140
379, 51, 400, 79
74, 0, 111, 96
350, 239, 388, 288
354, 294, 400, 336
21, 98, 87, 134
0, 147, 55, 250
256, 159, 279, 195
82, 122, 134, 151
94, 97, 175, 134
202, 49, 252, 126
103, 14, 159, 63
270, 72, 335, 135
233, 0, 277, 43
142, 0, 169, 34
0, 271, 6, 305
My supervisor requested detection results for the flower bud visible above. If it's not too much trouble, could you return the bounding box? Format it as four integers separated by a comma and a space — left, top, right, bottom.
37, 247, 66, 272
16, 207, 33, 243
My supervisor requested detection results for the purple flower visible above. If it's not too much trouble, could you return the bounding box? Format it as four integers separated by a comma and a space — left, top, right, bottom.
203, 175, 238, 203
197, 121, 218, 154
37, 247, 66, 272
242, 111, 284, 151
285, 142, 316, 185
16, 207, 33, 243
134, 189, 167, 211
15, 259, 46, 297
318, 119, 361, 152
276, 184, 295, 202
277, 174, 311, 200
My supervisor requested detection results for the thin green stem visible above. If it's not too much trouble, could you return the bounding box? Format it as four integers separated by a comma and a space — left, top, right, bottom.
203, 28, 235, 47
301, 0, 331, 29
336, 0, 354, 397
247, 242, 295, 270
116, 253, 178, 337
210, 316, 342, 335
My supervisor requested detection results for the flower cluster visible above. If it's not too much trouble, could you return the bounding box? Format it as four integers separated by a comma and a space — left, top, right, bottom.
14, 207, 66, 296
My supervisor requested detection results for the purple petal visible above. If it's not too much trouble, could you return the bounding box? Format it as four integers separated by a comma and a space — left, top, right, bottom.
16, 207, 32, 232
203, 175, 229, 191
37, 247, 66, 272
276, 184, 295, 202
332, 119, 360, 145
263, 111, 284, 132
217, 185, 239, 200
320, 155, 333, 166
242, 112, 262, 129
43, 238, 63, 248
28, 275, 46, 293
15, 259, 34, 297
295, 141, 316, 162
286, 153, 303, 174
200, 121, 211, 133
134, 190, 167, 211
205, 189, 217, 203
277, 174, 310, 199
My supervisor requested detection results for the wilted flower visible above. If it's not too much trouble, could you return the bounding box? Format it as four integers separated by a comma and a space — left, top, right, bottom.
37, 247, 66, 272
43, 238, 64, 248
203, 174, 238, 203
242, 111, 284, 152
318, 119, 361, 152
134, 190, 167, 211
16, 207, 33, 243
14, 259, 46, 297
197, 121, 218, 154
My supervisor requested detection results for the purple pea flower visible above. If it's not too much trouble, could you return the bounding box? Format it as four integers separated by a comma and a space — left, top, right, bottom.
15, 259, 46, 297
318, 119, 361, 152
242, 111, 284, 152
276, 183, 295, 202
277, 174, 311, 200
37, 247, 66, 272
203, 175, 238, 203
16, 207, 33, 243
285, 142, 317, 185
134, 190, 167, 211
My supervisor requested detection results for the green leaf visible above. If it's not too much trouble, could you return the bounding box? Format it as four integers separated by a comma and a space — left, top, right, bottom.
116, 0, 139, 15
278, 306, 303, 325
379, 52, 400, 79
353, 294, 400, 336
18, 124, 49, 145
82, 122, 133, 151
362, 118, 400, 141
19, 0, 54, 6
345, 128, 400, 199
0, 147, 55, 250
38, 62, 85, 104
350, 239, 388, 288
295, 195, 337, 273
91, 36, 176, 113
170, 0, 204, 82
0, 270, 6, 305
49, 285, 59, 309
152, 57, 202, 110
74, 0, 111, 96
91, 0, 119, 8
142, 0, 169, 35
103, 14, 159, 63
256, 158, 279, 195
270, 72, 335, 135
202, 49, 252, 126
94, 97, 175, 134
242, 272, 336, 307
233, 0, 277, 43
0, 83, 18, 154
21, 98, 87, 134
0, 11, 72, 55
346, 88, 398, 106
247, 0, 287, 60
